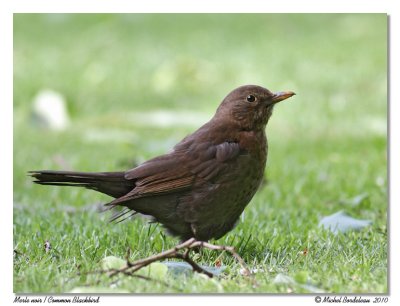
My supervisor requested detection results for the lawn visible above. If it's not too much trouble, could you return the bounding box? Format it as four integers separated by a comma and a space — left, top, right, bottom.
13, 14, 387, 293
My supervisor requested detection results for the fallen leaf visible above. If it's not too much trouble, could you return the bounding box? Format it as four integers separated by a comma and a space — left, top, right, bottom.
163, 261, 225, 276
101, 256, 126, 270
319, 211, 372, 234
138, 262, 168, 279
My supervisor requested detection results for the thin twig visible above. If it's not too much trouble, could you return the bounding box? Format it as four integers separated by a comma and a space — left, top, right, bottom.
78, 238, 253, 290
106, 238, 250, 278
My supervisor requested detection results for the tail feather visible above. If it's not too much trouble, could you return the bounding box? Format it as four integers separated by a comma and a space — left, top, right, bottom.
29, 170, 133, 198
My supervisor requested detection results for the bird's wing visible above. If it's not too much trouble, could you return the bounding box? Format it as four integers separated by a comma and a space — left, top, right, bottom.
106, 140, 242, 206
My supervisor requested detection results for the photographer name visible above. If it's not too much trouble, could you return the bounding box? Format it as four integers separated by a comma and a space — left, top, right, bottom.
322, 296, 370, 303
14, 296, 100, 304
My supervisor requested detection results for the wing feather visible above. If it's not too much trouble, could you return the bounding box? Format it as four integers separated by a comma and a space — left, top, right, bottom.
108, 141, 242, 207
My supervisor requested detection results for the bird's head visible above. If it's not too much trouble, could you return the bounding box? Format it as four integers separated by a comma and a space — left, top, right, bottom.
215, 85, 295, 131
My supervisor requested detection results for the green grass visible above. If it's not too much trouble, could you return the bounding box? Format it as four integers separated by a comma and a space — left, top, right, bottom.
13, 14, 387, 293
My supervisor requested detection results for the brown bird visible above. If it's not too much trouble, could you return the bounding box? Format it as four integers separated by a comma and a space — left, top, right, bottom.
30, 85, 295, 242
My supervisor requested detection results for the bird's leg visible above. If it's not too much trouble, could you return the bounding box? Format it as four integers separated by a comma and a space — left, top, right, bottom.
186, 239, 251, 276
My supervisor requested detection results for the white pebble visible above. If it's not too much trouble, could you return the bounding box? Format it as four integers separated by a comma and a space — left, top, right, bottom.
32, 89, 70, 131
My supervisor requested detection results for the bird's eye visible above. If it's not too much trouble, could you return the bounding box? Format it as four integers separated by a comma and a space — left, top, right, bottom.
246, 95, 256, 103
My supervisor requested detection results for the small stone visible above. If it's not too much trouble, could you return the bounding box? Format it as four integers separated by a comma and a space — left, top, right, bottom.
32, 89, 70, 131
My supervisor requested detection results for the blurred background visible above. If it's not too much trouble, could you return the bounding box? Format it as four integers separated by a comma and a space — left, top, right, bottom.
13, 14, 387, 292
14, 13, 387, 185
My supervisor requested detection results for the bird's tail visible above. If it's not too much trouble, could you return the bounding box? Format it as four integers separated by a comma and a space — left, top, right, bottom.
29, 170, 132, 198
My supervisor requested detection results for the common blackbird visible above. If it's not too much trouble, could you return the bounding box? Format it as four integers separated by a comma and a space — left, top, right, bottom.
30, 85, 295, 241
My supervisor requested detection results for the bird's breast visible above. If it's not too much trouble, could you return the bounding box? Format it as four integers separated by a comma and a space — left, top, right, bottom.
238, 129, 268, 166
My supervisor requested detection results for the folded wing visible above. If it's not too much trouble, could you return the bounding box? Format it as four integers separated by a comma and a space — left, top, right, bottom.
106, 140, 242, 207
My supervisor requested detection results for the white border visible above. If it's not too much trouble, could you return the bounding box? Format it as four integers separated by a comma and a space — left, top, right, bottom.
2, 1, 398, 305
1, 0, 395, 13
